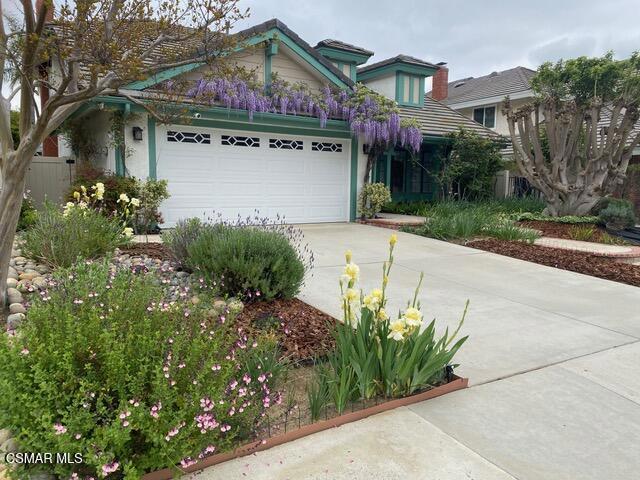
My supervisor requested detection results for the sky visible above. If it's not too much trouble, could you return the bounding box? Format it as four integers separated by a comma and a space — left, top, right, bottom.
233, 0, 640, 87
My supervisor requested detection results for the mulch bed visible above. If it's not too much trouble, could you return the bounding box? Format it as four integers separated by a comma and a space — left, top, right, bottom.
517, 221, 614, 243
120, 243, 175, 262
469, 239, 640, 287
238, 298, 336, 363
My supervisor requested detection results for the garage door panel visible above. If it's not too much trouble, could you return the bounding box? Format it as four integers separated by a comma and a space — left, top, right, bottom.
157, 126, 350, 226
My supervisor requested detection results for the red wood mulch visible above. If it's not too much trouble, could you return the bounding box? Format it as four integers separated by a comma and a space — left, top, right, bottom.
123, 243, 338, 361
119, 243, 175, 262
238, 298, 336, 363
469, 239, 640, 287
517, 221, 614, 243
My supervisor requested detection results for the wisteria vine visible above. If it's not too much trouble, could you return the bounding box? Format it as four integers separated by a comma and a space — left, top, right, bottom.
184, 76, 423, 152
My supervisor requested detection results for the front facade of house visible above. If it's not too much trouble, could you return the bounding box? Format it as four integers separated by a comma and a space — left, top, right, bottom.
56, 19, 497, 226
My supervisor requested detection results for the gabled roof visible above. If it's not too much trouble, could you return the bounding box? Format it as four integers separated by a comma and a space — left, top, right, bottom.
232, 19, 354, 88
314, 39, 373, 57
435, 66, 536, 106
358, 54, 440, 76
124, 18, 355, 90
399, 96, 504, 139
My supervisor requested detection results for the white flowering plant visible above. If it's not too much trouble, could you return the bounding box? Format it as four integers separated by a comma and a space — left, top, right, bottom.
332, 234, 468, 400
66, 182, 139, 238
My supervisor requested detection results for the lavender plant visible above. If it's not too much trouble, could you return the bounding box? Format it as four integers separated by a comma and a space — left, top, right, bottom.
185, 76, 423, 153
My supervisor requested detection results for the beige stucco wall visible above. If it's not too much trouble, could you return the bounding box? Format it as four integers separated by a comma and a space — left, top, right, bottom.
457, 97, 534, 136
362, 73, 396, 101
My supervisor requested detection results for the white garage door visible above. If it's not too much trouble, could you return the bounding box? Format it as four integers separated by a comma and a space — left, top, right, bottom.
156, 125, 351, 227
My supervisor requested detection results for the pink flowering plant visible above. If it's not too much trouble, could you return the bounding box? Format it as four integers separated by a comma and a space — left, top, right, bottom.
0, 261, 284, 479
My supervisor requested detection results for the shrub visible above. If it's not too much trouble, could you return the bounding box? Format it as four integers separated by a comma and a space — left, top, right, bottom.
134, 179, 171, 234
358, 182, 391, 219
0, 261, 282, 479
187, 225, 305, 301
68, 164, 140, 216
310, 236, 467, 406
22, 204, 127, 268
599, 203, 636, 230
484, 221, 540, 243
592, 197, 635, 216
17, 190, 38, 231
163, 217, 208, 268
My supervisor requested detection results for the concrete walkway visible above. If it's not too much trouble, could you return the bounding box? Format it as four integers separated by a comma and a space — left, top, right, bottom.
191, 223, 640, 480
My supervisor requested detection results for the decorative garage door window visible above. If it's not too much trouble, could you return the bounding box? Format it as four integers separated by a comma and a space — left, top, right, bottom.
269, 138, 303, 150
167, 131, 211, 144
311, 141, 343, 152
221, 135, 260, 147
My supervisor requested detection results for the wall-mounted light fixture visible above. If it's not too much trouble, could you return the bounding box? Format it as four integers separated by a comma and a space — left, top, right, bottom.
132, 126, 143, 141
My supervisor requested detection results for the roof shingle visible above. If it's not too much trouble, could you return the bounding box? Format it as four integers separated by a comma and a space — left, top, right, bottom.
434, 66, 536, 106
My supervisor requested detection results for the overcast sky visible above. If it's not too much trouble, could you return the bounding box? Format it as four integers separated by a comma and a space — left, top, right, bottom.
234, 0, 640, 85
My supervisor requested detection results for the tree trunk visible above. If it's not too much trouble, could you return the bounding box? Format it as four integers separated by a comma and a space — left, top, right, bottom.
0, 152, 29, 310
543, 191, 601, 217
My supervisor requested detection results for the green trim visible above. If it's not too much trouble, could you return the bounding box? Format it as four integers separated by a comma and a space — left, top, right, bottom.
264, 40, 277, 89
125, 63, 205, 90
350, 64, 357, 81
125, 28, 351, 91
148, 116, 157, 180
396, 73, 425, 107
357, 63, 437, 82
385, 150, 392, 188
315, 46, 371, 65
350, 137, 358, 221
115, 145, 124, 176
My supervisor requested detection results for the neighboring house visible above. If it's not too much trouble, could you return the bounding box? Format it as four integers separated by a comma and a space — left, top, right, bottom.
429, 66, 536, 136
47, 18, 498, 226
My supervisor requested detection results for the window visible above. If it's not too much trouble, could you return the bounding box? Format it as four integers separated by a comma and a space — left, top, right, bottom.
311, 142, 343, 152
398, 74, 422, 106
221, 135, 260, 147
167, 131, 211, 144
473, 106, 496, 128
269, 138, 303, 150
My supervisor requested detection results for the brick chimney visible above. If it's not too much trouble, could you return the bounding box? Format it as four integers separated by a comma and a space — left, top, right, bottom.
35, 0, 54, 22
36, 0, 58, 156
431, 62, 449, 101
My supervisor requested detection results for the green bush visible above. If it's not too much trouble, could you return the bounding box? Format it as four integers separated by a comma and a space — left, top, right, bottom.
0, 261, 282, 479
17, 191, 38, 231
163, 217, 208, 268
22, 204, 126, 268
358, 182, 391, 219
599, 203, 636, 230
592, 197, 635, 216
134, 179, 171, 234
187, 225, 305, 301
568, 225, 596, 242
483, 221, 540, 243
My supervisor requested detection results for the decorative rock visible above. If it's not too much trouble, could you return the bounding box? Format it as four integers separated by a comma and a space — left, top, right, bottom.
35, 264, 49, 274
0, 437, 17, 454
6, 288, 22, 305
19, 272, 39, 281
9, 303, 26, 314
13, 256, 26, 266
30, 474, 56, 480
32, 277, 48, 289
213, 299, 227, 310
190, 296, 200, 305
227, 298, 244, 315
16, 280, 32, 294
6, 278, 18, 289
0, 429, 10, 446
7, 313, 25, 329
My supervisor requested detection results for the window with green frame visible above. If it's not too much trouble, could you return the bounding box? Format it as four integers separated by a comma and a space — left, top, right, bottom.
396, 73, 424, 106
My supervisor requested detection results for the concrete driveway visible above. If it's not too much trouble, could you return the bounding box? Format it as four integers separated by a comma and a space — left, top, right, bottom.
194, 223, 640, 480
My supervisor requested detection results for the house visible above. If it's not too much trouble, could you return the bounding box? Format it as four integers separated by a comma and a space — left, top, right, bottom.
50, 18, 498, 226
429, 66, 536, 137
